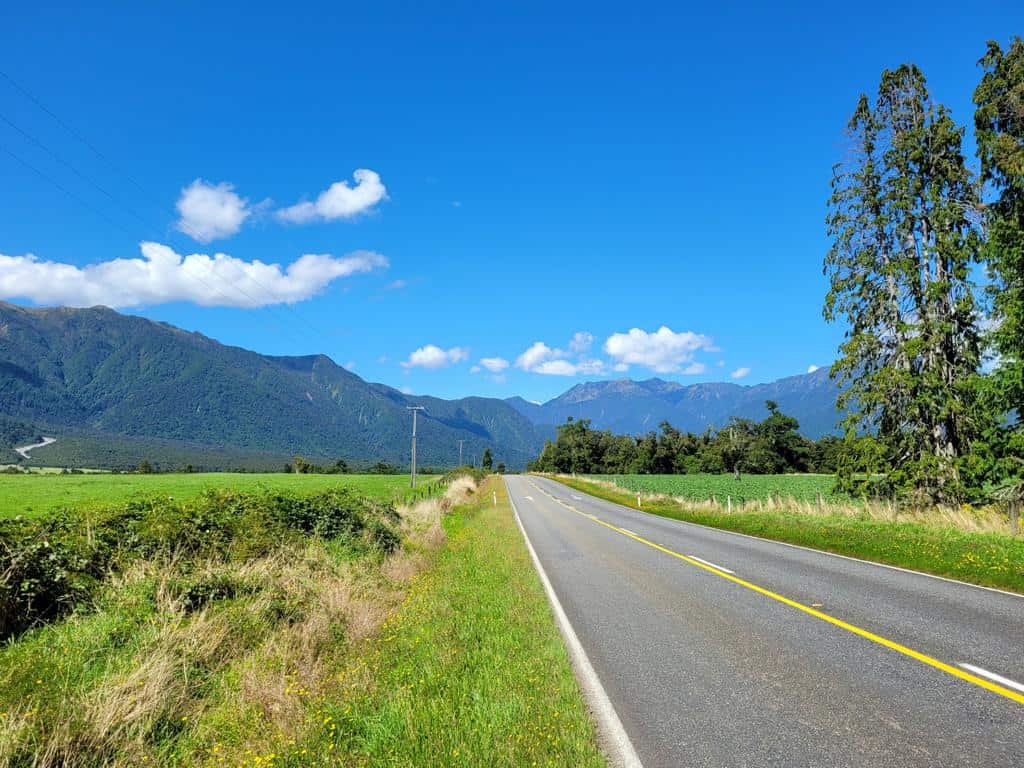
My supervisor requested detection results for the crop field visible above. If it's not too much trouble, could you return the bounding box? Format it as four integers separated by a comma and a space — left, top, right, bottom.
588, 473, 845, 504
0, 472, 438, 518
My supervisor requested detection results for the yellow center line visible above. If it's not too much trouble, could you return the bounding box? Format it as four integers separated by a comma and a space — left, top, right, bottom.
530, 483, 1024, 706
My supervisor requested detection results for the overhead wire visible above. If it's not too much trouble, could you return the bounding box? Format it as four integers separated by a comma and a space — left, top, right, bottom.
0, 68, 342, 350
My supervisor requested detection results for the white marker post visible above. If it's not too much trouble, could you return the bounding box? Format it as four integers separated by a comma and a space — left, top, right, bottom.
493, 491, 497, 507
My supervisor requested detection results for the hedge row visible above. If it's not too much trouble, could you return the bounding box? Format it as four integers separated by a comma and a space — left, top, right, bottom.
0, 487, 401, 639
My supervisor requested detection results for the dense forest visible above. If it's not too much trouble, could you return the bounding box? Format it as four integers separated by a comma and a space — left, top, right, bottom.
528, 402, 840, 476
533, 38, 1024, 510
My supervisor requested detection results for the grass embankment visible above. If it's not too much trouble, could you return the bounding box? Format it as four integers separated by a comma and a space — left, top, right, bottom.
1, 475, 604, 767
278, 477, 605, 767
0, 473, 439, 519
549, 475, 1024, 594
0, 481, 410, 765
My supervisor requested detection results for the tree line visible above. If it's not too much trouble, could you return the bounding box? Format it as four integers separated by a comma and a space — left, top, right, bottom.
528, 402, 841, 476
529, 38, 1022, 509
824, 37, 1022, 505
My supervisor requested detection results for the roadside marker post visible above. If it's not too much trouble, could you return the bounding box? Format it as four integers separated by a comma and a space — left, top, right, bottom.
637, 493, 642, 509
493, 491, 497, 507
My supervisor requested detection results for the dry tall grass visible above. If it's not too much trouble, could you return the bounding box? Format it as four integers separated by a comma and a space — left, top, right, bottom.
0, 475, 481, 768
578, 476, 1018, 536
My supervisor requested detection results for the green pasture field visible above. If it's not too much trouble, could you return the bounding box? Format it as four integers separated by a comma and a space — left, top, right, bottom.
589, 473, 844, 503
0, 472, 438, 518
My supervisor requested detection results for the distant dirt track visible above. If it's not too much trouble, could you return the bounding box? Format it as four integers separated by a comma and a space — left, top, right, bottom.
13, 436, 56, 459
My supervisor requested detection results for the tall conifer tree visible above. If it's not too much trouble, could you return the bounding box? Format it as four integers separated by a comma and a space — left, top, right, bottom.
826, 65, 982, 501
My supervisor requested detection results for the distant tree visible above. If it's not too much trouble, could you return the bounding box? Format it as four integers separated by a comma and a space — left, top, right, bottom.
756, 401, 809, 473
714, 418, 756, 480
137, 459, 154, 474
333, 458, 349, 474
496, 462, 506, 474
292, 455, 312, 474
481, 448, 494, 471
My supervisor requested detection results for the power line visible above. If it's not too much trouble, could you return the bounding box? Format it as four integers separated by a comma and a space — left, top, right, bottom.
1, 142, 137, 240
0, 68, 147, 192
0, 73, 335, 348
0, 139, 293, 325
0, 110, 161, 233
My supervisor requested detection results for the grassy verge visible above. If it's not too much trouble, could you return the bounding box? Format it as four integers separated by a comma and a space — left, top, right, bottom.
1, 476, 605, 767
548, 475, 1024, 594
0, 480, 439, 766
279, 477, 606, 768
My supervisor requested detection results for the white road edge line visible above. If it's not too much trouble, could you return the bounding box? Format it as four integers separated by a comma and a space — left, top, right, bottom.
533, 477, 1023, 600
957, 664, 1024, 694
687, 555, 736, 575
507, 481, 644, 768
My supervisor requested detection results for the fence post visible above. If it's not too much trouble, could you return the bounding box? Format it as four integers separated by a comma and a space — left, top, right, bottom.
727, 495, 732, 514
493, 491, 497, 507
1011, 501, 1020, 536
816, 491, 822, 510
637, 493, 642, 509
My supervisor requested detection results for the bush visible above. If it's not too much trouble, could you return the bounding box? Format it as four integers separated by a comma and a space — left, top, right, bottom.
0, 487, 401, 639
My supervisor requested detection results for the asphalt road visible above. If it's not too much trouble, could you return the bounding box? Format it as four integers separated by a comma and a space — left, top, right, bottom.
505, 474, 1024, 768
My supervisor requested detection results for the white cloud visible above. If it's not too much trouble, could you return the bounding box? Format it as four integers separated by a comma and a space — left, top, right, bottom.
603, 326, 716, 374
470, 365, 482, 374
730, 366, 751, 379
575, 357, 606, 375
384, 279, 407, 291
515, 340, 605, 377
533, 359, 578, 376
176, 179, 252, 243
402, 344, 469, 369
479, 357, 510, 373
399, 385, 414, 395
277, 169, 387, 223
568, 331, 594, 354
0, 243, 387, 308
515, 341, 562, 371
807, 364, 820, 373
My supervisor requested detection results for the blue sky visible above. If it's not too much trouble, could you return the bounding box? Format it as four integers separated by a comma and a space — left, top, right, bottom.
1, 1, 1020, 402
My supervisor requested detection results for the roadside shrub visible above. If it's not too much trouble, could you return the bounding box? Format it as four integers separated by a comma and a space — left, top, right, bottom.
169, 571, 252, 613
0, 487, 401, 639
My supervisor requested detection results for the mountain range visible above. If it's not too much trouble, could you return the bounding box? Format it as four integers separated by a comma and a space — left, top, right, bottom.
505, 369, 841, 438
0, 303, 841, 469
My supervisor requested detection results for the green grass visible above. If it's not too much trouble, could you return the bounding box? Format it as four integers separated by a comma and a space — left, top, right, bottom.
552, 475, 1024, 594
589, 473, 845, 503
0, 473, 438, 518
0, 477, 418, 765
280, 477, 606, 768
0, 476, 605, 766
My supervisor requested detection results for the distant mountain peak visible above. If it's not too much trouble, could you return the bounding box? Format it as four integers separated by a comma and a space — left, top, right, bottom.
508, 369, 840, 438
